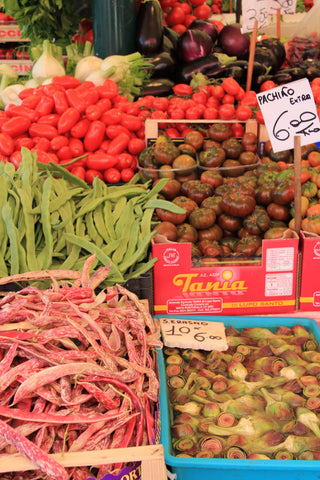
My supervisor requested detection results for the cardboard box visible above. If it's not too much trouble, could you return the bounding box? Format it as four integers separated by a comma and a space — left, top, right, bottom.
299, 231, 320, 311
153, 232, 299, 316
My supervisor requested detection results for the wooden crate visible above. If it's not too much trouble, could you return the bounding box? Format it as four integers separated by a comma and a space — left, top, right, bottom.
0, 445, 167, 480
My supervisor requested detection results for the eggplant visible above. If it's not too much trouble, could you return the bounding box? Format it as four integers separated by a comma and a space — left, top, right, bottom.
277, 67, 305, 81
205, 64, 244, 83
189, 19, 218, 44
162, 35, 176, 58
145, 51, 176, 79
227, 60, 268, 78
302, 47, 320, 62
303, 66, 320, 81
136, 0, 164, 55
270, 71, 293, 85
254, 46, 279, 73
256, 38, 286, 69
138, 78, 175, 97
176, 54, 220, 83
163, 25, 180, 49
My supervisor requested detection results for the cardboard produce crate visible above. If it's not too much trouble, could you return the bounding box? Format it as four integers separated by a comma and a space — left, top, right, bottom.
299, 231, 320, 311
157, 314, 320, 480
0, 445, 167, 480
153, 233, 299, 316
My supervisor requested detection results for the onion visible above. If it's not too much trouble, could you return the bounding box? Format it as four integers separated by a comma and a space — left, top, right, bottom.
189, 19, 218, 45
218, 24, 250, 60
177, 29, 214, 64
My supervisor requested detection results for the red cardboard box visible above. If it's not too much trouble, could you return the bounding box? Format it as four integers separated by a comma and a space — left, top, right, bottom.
299, 231, 320, 311
153, 234, 299, 316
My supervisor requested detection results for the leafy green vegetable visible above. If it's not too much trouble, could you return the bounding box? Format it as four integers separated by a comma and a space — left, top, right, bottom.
3, 0, 84, 46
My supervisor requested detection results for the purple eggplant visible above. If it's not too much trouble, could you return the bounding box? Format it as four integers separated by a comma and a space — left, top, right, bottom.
256, 37, 286, 69
254, 46, 279, 73
136, 0, 164, 55
145, 51, 176, 79
205, 64, 243, 84
177, 29, 214, 63
176, 54, 220, 83
138, 78, 175, 97
189, 19, 218, 44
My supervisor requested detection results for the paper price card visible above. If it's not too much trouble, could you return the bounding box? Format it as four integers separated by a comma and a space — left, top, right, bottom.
241, 0, 269, 33
266, 0, 296, 15
159, 317, 229, 351
256, 78, 320, 153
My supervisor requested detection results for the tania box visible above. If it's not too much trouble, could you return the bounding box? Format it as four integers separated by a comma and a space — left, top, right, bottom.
152, 234, 299, 316
299, 231, 320, 311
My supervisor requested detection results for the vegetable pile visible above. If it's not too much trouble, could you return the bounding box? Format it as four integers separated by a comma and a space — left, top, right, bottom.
0, 149, 171, 283
164, 323, 320, 459
0, 255, 162, 479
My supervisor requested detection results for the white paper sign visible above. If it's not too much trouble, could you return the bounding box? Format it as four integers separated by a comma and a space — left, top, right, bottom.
159, 317, 229, 351
266, 0, 297, 15
256, 78, 320, 153
241, 0, 269, 33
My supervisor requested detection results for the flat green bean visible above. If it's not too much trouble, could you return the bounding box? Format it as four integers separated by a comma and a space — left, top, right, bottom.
112, 196, 127, 225
2, 203, 19, 275
85, 211, 104, 248
103, 200, 116, 240
144, 198, 186, 213
40, 176, 53, 269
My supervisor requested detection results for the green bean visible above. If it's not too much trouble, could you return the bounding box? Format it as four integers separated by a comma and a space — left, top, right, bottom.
0, 176, 9, 247
118, 232, 154, 275
74, 195, 111, 219
47, 161, 90, 189
114, 199, 134, 239
140, 207, 155, 240
85, 211, 104, 248
103, 200, 116, 240
16, 187, 38, 271
93, 205, 111, 242
136, 178, 168, 203
120, 218, 140, 266
40, 176, 53, 269
112, 196, 127, 225
101, 239, 122, 256
7, 188, 20, 226
127, 257, 157, 279
144, 198, 186, 213
2, 203, 19, 275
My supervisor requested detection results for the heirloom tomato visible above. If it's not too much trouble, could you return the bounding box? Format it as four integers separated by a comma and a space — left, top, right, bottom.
198, 239, 224, 257
266, 203, 290, 221
189, 208, 216, 230
272, 179, 295, 205
176, 223, 198, 243
208, 123, 233, 142
155, 208, 187, 224
172, 154, 197, 174
264, 227, 288, 239
172, 196, 199, 217
153, 138, 179, 165
154, 221, 178, 241
243, 206, 271, 234
198, 224, 223, 242
199, 146, 226, 168
241, 131, 258, 153
154, 178, 181, 200
184, 129, 204, 151
200, 196, 223, 216
200, 170, 223, 188
188, 182, 214, 205
218, 213, 242, 232
301, 215, 320, 234
221, 137, 244, 159
221, 190, 256, 217
234, 235, 262, 256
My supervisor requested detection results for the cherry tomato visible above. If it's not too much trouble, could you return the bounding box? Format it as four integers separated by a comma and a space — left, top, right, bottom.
70, 166, 86, 180
116, 152, 134, 170
173, 84, 193, 96
128, 137, 145, 155
193, 3, 211, 18
221, 93, 235, 105
166, 6, 186, 25
85, 169, 104, 184
218, 103, 236, 120
172, 23, 187, 34
121, 167, 135, 182
104, 167, 121, 183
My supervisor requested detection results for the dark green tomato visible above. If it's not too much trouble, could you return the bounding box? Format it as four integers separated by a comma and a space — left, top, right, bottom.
176, 223, 198, 243
221, 137, 244, 159
139, 146, 159, 168
201, 196, 223, 216
208, 123, 233, 142
172, 195, 199, 217
189, 208, 216, 230
243, 206, 271, 234
198, 224, 223, 242
153, 140, 180, 165
199, 146, 226, 168
272, 179, 295, 205
187, 183, 214, 205
218, 213, 242, 232
234, 235, 262, 256
221, 191, 256, 217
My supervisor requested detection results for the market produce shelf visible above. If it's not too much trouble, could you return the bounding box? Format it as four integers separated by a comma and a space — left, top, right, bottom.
0, 445, 167, 480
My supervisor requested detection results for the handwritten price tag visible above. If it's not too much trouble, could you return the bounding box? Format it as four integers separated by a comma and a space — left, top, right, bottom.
241, 0, 269, 33
159, 317, 228, 351
256, 78, 320, 153
266, 0, 296, 15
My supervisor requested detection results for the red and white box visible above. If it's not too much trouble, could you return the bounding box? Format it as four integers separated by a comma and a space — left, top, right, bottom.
153, 233, 299, 316
299, 231, 320, 311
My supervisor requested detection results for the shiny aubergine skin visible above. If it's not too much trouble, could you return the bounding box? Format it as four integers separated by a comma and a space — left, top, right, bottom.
138, 78, 175, 97
176, 54, 220, 83
256, 38, 286, 69
205, 64, 243, 83
136, 0, 164, 55
254, 47, 279, 73
269, 71, 293, 85
163, 25, 180, 49
146, 51, 176, 79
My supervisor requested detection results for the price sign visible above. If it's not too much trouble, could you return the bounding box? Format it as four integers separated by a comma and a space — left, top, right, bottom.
241, 0, 269, 33
266, 0, 296, 15
256, 78, 320, 153
159, 317, 228, 351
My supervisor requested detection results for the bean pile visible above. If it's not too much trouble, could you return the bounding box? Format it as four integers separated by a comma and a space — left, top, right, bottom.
0, 255, 162, 479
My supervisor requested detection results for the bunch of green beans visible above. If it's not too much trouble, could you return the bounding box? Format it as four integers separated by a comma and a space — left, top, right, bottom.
0, 148, 185, 287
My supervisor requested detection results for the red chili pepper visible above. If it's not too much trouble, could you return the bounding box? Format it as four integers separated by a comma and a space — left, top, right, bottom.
21, 93, 43, 110
0, 132, 15, 156
35, 95, 55, 116
52, 75, 81, 89
5, 104, 39, 122
70, 118, 90, 138
107, 132, 130, 156
37, 114, 59, 126
85, 104, 103, 121
2, 116, 31, 137
29, 123, 58, 140
86, 151, 118, 171
50, 135, 69, 151
69, 137, 84, 158
57, 107, 80, 134
52, 91, 69, 115
83, 120, 105, 152
15, 136, 34, 150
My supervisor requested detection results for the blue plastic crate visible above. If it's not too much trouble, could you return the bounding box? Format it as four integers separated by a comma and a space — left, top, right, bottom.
156, 315, 320, 480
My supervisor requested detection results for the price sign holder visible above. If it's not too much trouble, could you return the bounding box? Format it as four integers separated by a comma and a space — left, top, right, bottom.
159, 317, 229, 351
257, 78, 320, 153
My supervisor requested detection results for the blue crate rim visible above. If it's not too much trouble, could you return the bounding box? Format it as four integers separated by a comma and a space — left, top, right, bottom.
156, 314, 320, 471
